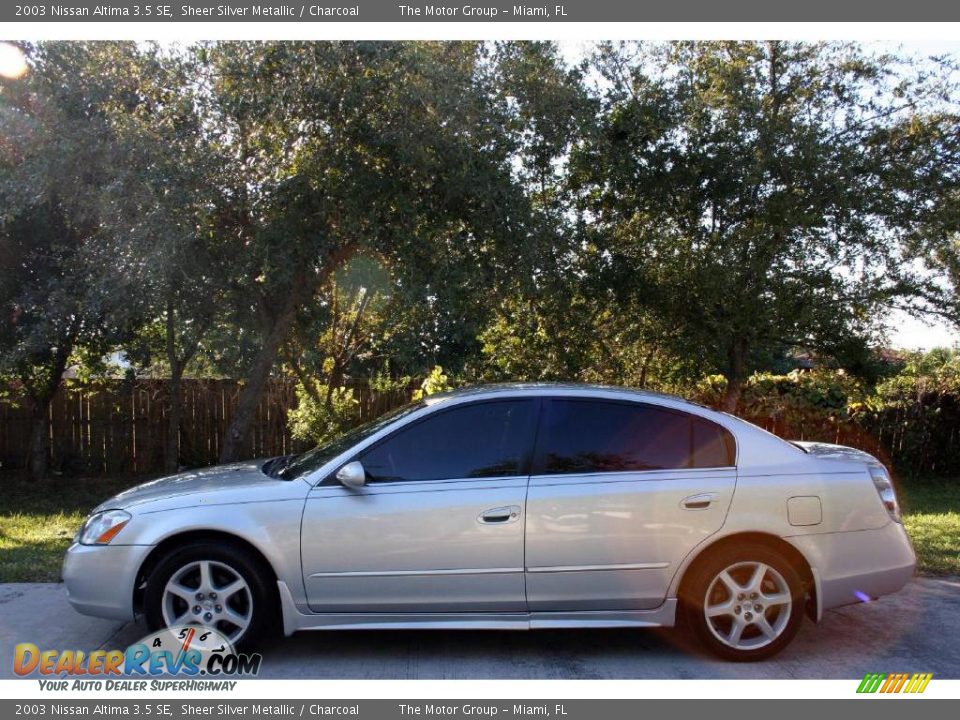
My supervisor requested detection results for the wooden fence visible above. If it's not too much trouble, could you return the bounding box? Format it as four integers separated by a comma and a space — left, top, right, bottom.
0, 379, 415, 477
2, 378, 957, 477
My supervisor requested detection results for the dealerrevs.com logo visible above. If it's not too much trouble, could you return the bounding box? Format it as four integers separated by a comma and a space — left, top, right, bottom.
14, 626, 261, 690
857, 672, 933, 694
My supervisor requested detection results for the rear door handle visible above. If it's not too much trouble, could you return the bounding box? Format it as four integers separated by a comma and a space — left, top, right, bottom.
681, 493, 717, 510
479, 505, 521, 524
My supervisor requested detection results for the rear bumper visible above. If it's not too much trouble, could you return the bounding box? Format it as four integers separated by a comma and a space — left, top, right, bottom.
62, 542, 151, 621
787, 521, 916, 612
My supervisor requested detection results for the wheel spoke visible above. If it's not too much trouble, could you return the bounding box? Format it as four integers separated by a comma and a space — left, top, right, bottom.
717, 570, 741, 595
727, 618, 745, 646
755, 616, 777, 639
706, 599, 736, 618
167, 582, 196, 604
761, 591, 791, 607
219, 578, 246, 599
747, 562, 768, 592
221, 607, 251, 633
198, 561, 214, 593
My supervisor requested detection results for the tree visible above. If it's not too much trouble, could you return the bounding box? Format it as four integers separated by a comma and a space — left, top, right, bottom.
103, 45, 232, 473
197, 42, 533, 461
575, 41, 960, 410
0, 43, 146, 478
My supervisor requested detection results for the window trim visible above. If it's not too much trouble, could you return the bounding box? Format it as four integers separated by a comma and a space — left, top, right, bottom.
322, 397, 542, 485
530, 397, 737, 477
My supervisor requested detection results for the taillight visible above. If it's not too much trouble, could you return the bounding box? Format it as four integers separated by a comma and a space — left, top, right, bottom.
869, 465, 901, 522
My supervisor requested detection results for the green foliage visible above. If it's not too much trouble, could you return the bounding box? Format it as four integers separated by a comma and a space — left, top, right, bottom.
571, 42, 960, 407
859, 350, 960, 475
3, 41, 960, 475
683, 352, 960, 475
369, 366, 413, 394
413, 366, 453, 400
287, 385, 361, 445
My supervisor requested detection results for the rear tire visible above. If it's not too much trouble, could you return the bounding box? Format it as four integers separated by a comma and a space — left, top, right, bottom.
681, 544, 805, 661
143, 541, 275, 652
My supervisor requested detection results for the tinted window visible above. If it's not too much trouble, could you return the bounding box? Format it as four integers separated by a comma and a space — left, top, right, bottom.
279, 402, 423, 480
538, 400, 734, 474
360, 400, 535, 482
692, 414, 736, 467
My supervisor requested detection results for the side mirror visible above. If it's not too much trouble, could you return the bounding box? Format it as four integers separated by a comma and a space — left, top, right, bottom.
336, 461, 367, 489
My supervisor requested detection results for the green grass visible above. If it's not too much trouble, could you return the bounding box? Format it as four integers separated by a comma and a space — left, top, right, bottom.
0, 474, 958, 583
900, 480, 960, 576
0, 476, 141, 582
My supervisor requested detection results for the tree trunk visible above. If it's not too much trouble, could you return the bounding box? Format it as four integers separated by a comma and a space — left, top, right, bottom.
164, 367, 183, 473
164, 296, 182, 473
219, 287, 304, 463
721, 341, 747, 413
26, 401, 52, 480
638, 347, 656, 388
288, 353, 324, 406
219, 245, 356, 463
23, 338, 74, 480
721, 378, 743, 413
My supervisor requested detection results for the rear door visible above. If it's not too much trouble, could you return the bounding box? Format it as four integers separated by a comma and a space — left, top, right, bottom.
301, 398, 538, 613
525, 398, 737, 611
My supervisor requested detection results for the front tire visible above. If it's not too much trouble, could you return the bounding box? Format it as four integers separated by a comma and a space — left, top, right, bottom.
681, 545, 805, 661
143, 542, 274, 652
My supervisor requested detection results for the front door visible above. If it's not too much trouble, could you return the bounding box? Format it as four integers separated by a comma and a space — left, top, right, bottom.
301, 398, 538, 613
525, 398, 737, 611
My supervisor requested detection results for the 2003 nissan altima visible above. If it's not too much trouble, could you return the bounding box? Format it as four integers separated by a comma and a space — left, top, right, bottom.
63, 383, 915, 661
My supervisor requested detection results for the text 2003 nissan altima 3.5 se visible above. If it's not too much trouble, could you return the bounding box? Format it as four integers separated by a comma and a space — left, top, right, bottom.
63, 383, 915, 661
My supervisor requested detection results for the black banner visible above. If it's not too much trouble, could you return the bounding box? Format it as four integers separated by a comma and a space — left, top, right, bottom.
3, 0, 960, 23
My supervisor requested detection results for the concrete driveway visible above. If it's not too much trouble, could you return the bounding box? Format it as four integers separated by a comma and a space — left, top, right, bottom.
2, 577, 959, 679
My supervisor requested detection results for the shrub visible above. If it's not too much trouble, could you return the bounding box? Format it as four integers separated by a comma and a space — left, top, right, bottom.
412, 365, 453, 400
288, 385, 360, 445
686, 359, 960, 476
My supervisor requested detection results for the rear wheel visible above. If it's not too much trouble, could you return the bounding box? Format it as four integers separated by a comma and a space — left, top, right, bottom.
144, 542, 274, 651
682, 545, 805, 661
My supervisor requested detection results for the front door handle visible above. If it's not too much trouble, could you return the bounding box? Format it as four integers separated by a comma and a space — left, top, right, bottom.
681, 493, 717, 510
478, 505, 521, 524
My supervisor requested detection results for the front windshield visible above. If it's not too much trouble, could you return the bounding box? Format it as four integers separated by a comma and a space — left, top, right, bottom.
278, 401, 424, 480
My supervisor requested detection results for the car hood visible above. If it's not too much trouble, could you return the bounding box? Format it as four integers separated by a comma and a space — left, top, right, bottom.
790, 441, 881, 465
95, 460, 283, 512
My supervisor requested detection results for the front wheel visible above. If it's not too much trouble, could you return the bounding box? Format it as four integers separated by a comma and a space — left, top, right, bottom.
681, 545, 805, 661
143, 542, 275, 651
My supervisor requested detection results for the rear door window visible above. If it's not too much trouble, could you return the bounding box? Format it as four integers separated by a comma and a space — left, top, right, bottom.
536, 399, 735, 475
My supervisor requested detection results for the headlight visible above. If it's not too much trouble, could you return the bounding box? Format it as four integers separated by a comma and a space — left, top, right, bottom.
869, 465, 901, 522
78, 510, 131, 545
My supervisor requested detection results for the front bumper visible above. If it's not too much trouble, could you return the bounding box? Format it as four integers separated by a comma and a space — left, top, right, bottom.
61, 542, 153, 621
787, 521, 916, 612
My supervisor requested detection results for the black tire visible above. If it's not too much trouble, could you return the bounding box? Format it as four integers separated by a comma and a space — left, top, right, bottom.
143, 541, 276, 652
680, 544, 805, 661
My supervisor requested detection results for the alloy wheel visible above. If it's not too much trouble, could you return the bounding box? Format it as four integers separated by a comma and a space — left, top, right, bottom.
702, 561, 793, 651
161, 559, 253, 643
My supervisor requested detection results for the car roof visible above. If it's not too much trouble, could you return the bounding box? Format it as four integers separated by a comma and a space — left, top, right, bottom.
423, 382, 715, 412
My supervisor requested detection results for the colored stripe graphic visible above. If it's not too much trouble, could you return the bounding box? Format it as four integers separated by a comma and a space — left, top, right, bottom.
857, 673, 885, 693
857, 672, 932, 693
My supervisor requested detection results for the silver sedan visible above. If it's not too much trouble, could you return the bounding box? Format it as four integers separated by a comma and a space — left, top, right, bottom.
63, 383, 915, 661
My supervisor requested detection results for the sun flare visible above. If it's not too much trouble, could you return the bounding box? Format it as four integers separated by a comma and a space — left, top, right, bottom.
0, 42, 28, 80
